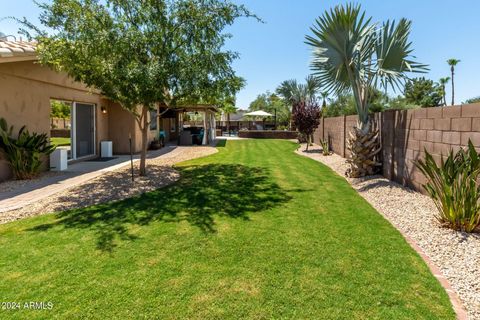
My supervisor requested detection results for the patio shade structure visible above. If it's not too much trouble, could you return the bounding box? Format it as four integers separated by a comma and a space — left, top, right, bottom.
243, 110, 273, 117
243, 110, 274, 130
177, 105, 217, 145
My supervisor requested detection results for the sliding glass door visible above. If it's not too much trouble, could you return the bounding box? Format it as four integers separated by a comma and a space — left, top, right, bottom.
71, 102, 96, 159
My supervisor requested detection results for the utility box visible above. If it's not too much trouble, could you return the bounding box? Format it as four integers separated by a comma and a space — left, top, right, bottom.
50, 149, 68, 171
101, 141, 113, 158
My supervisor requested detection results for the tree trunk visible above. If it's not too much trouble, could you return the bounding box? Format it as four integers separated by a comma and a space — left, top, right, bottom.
451, 67, 455, 106
345, 124, 381, 178
139, 106, 149, 176
227, 113, 230, 136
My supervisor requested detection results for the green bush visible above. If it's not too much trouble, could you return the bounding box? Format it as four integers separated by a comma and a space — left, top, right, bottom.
0, 118, 56, 180
417, 140, 480, 232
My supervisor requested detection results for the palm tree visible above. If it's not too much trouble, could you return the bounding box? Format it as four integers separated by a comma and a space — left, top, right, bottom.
276, 76, 320, 129
219, 98, 238, 136
276, 79, 299, 105
305, 4, 426, 177
439, 77, 450, 106
320, 91, 328, 109
447, 58, 460, 105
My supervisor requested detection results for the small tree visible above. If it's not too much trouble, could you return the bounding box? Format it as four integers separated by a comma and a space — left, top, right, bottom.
292, 101, 321, 151
20, 0, 253, 176
464, 96, 480, 104
404, 77, 443, 108
249, 92, 290, 128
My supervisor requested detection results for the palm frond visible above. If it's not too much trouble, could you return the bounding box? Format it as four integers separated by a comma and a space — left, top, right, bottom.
375, 18, 428, 92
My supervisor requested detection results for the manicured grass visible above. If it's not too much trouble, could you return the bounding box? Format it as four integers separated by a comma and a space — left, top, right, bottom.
0, 140, 454, 319
50, 137, 71, 147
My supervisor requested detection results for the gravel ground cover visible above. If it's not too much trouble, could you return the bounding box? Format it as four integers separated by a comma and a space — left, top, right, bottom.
0, 146, 217, 224
298, 143, 480, 320
0, 171, 65, 194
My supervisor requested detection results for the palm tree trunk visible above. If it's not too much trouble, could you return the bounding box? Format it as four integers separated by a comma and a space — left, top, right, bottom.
451, 66, 455, 106
227, 113, 230, 136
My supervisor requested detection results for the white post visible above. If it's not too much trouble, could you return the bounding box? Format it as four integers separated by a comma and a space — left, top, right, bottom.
211, 112, 216, 140
202, 111, 208, 145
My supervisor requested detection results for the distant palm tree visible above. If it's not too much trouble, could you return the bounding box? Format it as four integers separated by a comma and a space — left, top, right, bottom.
439, 77, 450, 106
219, 100, 237, 136
320, 91, 328, 109
276, 76, 320, 129
276, 79, 299, 105
447, 58, 460, 105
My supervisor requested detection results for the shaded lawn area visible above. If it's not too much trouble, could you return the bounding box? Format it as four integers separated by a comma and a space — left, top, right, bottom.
50, 137, 71, 147
0, 140, 454, 319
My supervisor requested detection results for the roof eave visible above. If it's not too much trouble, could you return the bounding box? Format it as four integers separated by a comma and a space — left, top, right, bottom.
0, 55, 38, 64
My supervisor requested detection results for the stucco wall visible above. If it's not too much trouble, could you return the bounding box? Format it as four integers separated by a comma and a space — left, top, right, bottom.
107, 104, 165, 154
0, 60, 109, 181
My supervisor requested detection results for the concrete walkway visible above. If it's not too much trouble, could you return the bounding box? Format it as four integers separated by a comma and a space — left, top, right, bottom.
0, 146, 177, 213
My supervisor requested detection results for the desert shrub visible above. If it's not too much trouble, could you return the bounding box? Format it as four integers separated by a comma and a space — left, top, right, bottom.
417, 140, 480, 232
0, 118, 56, 180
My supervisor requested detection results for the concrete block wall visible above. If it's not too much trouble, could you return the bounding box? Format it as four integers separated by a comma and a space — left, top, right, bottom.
314, 103, 480, 191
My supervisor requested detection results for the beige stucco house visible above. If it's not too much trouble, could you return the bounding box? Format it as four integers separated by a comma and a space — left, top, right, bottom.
0, 39, 217, 182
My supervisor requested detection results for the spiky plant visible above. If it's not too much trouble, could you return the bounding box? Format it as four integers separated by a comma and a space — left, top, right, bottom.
306, 3, 427, 177
0, 118, 56, 179
417, 140, 480, 232
320, 139, 330, 156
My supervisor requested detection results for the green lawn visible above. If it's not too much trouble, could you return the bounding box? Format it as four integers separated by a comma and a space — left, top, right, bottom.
50, 137, 71, 147
0, 139, 454, 319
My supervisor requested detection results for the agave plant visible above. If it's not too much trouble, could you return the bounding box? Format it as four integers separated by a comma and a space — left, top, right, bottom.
0, 118, 56, 180
320, 139, 330, 156
417, 140, 480, 232
306, 3, 427, 177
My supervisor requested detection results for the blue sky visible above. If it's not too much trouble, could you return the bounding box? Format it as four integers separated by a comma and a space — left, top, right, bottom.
2, 0, 479, 109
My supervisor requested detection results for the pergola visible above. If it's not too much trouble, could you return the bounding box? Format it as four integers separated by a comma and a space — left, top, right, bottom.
177, 104, 218, 145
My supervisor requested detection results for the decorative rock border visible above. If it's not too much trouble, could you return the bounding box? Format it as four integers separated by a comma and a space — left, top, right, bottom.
296, 144, 470, 320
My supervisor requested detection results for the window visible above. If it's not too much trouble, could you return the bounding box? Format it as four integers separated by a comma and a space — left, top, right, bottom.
170, 118, 176, 132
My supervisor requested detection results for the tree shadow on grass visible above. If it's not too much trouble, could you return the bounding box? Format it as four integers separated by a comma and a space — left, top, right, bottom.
30, 164, 293, 252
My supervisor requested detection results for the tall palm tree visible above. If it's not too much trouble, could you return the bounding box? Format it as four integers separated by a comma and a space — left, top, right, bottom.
306, 4, 427, 177
447, 58, 460, 105
439, 77, 450, 106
